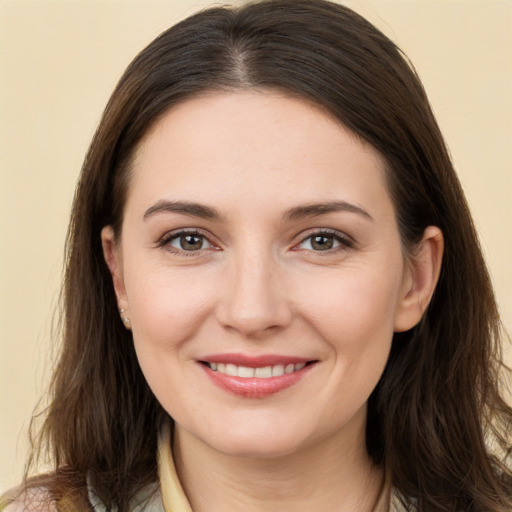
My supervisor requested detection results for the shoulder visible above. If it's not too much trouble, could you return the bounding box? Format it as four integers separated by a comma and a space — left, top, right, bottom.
2, 486, 57, 512
3, 481, 163, 512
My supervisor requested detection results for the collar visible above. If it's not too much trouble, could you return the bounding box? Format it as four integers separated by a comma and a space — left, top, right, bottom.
158, 420, 193, 512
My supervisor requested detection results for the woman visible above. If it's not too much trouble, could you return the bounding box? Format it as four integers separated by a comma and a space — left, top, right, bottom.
3, 0, 511, 510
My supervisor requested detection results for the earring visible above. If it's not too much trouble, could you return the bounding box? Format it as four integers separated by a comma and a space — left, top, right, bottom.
119, 308, 131, 329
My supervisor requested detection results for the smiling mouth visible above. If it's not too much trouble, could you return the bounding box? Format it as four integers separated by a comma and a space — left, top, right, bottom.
198, 355, 318, 398
202, 361, 310, 379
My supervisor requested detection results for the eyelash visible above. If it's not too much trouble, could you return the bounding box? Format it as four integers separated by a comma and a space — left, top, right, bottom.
295, 229, 355, 253
157, 229, 216, 256
156, 228, 355, 256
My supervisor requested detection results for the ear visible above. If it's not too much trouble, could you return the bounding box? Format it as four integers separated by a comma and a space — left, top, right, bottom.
101, 225, 128, 307
394, 226, 444, 332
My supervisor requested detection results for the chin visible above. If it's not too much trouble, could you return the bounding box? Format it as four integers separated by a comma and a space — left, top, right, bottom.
210, 434, 308, 460
189, 416, 325, 460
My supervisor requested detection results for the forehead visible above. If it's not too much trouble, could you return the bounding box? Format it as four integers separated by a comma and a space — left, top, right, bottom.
127, 91, 392, 217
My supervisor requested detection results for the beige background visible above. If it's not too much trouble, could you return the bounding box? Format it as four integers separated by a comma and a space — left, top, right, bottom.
1, 0, 511, 492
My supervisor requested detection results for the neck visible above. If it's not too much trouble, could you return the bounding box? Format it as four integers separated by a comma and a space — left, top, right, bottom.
172, 410, 384, 512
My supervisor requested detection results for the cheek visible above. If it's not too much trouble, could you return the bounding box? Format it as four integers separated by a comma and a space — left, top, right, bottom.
295, 266, 402, 346
296, 270, 400, 420
127, 268, 215, 344
123, 266, 217, 415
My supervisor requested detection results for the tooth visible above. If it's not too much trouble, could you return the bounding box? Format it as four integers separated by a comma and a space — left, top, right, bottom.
225, 364, 238, 376
238, 366, 255, 378
255, 366, 272, 378
272, 365, 284, 377
209, 362, 306, 378
284, 363, 294, 374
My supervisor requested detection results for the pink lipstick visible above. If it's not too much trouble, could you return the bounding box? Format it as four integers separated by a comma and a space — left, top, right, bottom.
198, 353, 316, 398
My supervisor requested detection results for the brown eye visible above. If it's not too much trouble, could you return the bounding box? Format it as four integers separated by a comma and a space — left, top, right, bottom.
310, 235, 334, 251
168, 233, 212, 251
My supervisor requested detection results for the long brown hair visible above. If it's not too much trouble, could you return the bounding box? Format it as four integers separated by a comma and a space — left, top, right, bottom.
5, 0, 511, 510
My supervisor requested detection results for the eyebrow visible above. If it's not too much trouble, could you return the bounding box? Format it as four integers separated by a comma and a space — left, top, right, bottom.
143, 199, 373, 223
143, 200, 224, 221
283, 201, 373, 222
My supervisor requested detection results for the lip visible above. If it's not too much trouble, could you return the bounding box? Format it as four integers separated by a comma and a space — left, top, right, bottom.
201, 353, 311, 367
198, 353, 317, 399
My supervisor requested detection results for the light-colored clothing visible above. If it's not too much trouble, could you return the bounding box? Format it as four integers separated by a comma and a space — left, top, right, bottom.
7, 422, 402, 511
157, 421, 193, 512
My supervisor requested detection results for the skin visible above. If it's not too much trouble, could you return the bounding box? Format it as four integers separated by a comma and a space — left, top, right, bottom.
102, 90, 443, 511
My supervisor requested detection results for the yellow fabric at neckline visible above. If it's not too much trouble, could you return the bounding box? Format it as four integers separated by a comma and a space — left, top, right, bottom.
158, 420, 193, 512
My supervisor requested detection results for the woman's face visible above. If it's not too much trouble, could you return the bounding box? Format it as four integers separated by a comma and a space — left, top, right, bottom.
103, 91, 433, 458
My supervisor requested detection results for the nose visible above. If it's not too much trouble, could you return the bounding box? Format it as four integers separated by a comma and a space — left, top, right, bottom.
215, 247, 293, 338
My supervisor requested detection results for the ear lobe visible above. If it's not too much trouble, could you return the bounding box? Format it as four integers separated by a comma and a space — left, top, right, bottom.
101, 225, 127, 305
394, 226, 444, 333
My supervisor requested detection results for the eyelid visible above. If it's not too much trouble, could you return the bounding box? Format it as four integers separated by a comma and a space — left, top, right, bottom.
156, 228, 220, 252
292, 228, 355, 252
155, 227, 354, 254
